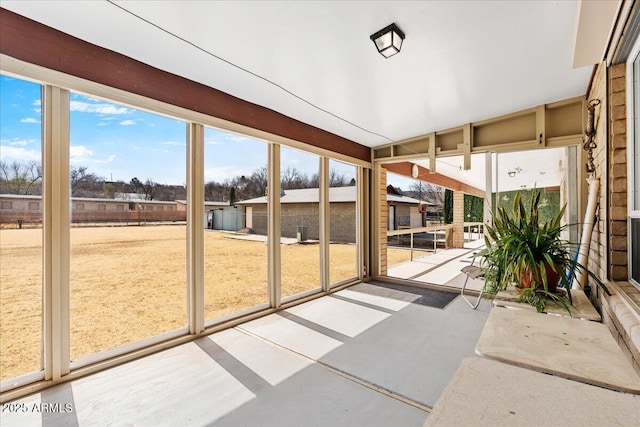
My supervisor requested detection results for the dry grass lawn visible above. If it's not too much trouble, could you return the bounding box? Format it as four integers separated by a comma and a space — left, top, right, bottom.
0, 225, 414, 380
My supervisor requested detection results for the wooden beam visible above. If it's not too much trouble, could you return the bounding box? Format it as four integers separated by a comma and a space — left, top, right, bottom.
372, 97, 584, 163
0, 8, 370, 162
383, 162, 485, 198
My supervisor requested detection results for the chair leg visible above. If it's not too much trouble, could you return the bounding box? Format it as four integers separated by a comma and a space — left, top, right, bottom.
461, 275, 482, 309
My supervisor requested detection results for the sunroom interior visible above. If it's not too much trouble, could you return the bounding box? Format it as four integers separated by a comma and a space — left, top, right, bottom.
1, 1, 639, 425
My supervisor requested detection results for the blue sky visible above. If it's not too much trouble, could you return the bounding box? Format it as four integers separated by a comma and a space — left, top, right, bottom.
1, 74, 400, 188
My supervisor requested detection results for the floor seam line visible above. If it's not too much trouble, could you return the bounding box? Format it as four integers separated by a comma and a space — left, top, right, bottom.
234, 326, 433, 414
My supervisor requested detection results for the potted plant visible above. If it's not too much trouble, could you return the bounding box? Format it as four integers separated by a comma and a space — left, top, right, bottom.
479, 190, 609, 313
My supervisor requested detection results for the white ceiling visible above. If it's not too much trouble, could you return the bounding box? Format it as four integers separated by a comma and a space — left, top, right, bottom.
412, 147, 569, 193
2, 0, 594, 149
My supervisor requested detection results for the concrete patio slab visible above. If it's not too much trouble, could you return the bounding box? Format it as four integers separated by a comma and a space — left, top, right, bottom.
240, 282, 491, 409
2, 282, 491, 427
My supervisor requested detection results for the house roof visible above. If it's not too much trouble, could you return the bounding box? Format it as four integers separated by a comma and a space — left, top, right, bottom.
236, 186, 425, 205
176, 200, 230, 207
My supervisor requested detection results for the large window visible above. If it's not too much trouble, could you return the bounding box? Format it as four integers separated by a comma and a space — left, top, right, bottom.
0, 67, 368, 392
329, 160, 358, 285
69, 93, 188, 361
203, 127, 269, 321
0, 75, 43, 381
383, 172, 445, 281
280, 147, 322, 300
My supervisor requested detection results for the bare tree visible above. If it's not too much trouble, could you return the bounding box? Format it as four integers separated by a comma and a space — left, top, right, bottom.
329, 169, 347, 187
205, 180, 227, 201
409, 181, 444, 210
143, 179, 156, 200
0, 160, 42, 195
308, 172, 319, 188
248, 166, 268, 197
70, 166, 103, 197
281, 166, 307, 190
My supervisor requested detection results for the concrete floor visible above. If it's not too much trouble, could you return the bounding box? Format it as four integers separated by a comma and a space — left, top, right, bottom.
388, 237, 486, 291
1, 282, 492, 427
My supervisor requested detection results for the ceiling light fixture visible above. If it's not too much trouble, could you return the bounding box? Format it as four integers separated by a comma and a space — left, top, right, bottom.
370, 23, 405, 58
508, 166, 522, 178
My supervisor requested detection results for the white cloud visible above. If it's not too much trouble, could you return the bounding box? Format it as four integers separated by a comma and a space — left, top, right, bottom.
97, 122, 110, 127
119, 120, 136, 126
0, 145, 40, 161
161, 141, 185, 146
94, 154, 117, 164
70, 100, 128, 115
204, 166, 250, 182
20, 117, 39, 123
32, 100, 41, 114
5, 138, 31, 147
69, 145, 94, 164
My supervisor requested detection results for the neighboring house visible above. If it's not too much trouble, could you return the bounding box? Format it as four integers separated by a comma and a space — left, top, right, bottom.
175, 200, 231, 229
236, 186, 430, 242
175, 200, 230, 212
0, 194, 184, 225
0, 194, 44, 225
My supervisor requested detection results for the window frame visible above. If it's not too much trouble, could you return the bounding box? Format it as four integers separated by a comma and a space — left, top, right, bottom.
0, 55, 369, 397
626, 36, 640, 288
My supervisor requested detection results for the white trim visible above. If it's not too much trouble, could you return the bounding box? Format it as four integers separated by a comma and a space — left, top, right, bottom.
627, 33, 640, 287
268, 144, 281, 307
203, 303, 271, 329
572, 0, 621, 68
329, 160, 359, 288
628, 38, 640, 216
320, 157, 330, 292
360, 166, 370, 279
187, 123, 205, 334
69, 327, 189, 371
281, 288, 324, 305
0, 371, 45, 395
42, 85, 71, 381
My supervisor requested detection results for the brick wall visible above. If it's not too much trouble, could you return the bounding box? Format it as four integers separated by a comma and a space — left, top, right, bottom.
609, 64, 629, 280
280, 202, 320, 240
586, 61, 629, 282
329, 203, 357, 243
453, 191, 464, 248
379, 168, 388, 276
587, 62, 639, 374
588, 62, 608, 283
244, 202, 356, 243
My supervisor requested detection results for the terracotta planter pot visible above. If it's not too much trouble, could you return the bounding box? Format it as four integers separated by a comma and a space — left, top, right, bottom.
518, 262, 561, 292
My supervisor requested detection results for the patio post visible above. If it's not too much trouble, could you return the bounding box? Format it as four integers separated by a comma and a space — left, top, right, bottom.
453, 191, 465, 248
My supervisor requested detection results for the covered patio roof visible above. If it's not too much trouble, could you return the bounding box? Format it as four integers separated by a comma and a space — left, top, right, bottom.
0, 1, 613, 149
1, 1, 621, 197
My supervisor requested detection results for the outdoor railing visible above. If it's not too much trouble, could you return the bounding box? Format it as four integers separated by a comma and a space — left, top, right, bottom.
387, 224, 454, 261
463, 222, 484, 241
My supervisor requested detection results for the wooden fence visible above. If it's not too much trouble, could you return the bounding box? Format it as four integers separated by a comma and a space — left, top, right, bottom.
1, 210, 186, 227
